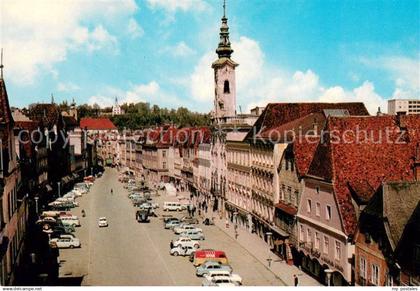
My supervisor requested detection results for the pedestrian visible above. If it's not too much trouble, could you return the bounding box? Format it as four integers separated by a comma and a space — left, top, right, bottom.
294, 274, 298, 286
110, 188, 113, 195
205, 204, 208, 213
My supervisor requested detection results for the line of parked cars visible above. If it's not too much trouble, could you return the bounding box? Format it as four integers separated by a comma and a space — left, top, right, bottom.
37, 176, 100, 249
163, 214, 243, 286
120, 175, 160, 223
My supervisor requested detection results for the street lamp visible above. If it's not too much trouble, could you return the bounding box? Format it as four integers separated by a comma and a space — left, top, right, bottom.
34, 196, 39, 216
266, 232, 273, 267
57, 182, 61, 198
233, 211, 238, 239
325, 269, 333, 286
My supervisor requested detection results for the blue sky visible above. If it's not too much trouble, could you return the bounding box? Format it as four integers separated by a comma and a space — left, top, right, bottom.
2, 0, 419, 114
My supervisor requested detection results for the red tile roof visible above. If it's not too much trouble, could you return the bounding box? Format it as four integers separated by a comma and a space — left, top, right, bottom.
80, 118, 117, 130
261, 113, 325, 177
0, 79, 13, 126
308, 114, 420, 236
246, 102, 369, 141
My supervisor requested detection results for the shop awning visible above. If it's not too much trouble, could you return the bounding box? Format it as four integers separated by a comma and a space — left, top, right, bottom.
61, 175, 72, 184
275, 201, 298, 216
270, 224, 290, 238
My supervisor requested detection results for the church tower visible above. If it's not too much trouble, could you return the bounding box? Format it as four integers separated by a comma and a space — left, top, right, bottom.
212, 0, 238, 124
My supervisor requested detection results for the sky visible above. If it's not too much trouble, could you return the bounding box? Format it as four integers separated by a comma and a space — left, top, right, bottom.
1, 0, 419, 115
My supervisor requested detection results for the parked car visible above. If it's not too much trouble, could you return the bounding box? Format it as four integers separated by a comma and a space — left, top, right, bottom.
98, 217, 108, 227
52, 225, 75, 235
171, 237, 200, 249
204, 270, 242, 285
50, 237, 81, 248
179, 229, 205, 240
196, 261, 232, 277
170, 245, 197, 256
180, 216, 199, 224
163, 216, 177, 223
165, 220, 181, 229
36, 217, 57, 224
174, 224, 202, 235
202, 276, 238, 287
60, 216, 81, 227
163, 202, 183, 212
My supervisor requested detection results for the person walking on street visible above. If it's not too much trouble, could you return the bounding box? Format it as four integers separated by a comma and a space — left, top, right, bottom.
110, 188, 113, 195
294, 274, 298, 286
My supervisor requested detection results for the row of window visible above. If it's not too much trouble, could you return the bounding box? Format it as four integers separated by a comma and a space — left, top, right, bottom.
300, 225, 342, 260
359, 256, 380, 286
307, 199, 332, 220
280, 184, 298, 207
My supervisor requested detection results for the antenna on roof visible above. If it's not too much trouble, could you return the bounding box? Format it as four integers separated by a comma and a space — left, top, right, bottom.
0, 48, 4, 79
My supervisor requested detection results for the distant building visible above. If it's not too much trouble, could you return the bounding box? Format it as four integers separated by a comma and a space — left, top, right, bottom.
388, 99, 420, 115
112, 97, 123, 116
80, 118, 118, 134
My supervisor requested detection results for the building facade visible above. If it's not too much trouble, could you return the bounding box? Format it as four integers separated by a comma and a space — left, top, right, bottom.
388, 99, 420, 115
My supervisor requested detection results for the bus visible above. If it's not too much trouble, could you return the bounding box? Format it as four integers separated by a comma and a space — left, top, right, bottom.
190, 249, 229, 266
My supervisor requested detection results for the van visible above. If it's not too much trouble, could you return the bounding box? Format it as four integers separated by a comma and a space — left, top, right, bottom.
190, 249, 229, 266
163, 202, 183, 212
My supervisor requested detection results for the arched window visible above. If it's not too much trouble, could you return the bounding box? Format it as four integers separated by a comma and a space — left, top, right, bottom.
224, 80, 230, 93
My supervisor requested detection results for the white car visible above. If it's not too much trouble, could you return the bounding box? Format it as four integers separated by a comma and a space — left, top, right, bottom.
171, 237, 200, 249
202, 276, 238, 287
173, 224, 202, 235
98, 217, 108, 227
60, 216, 81, 227
170, 245, 197, 256
50, 237, 81, 248
204, 270, 242, 285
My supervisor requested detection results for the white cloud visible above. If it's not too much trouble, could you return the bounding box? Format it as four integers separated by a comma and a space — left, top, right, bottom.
88, 81, 184, 109
1, 0, 138, 85
57, 82, 80, 92
189, 35, 389, 115
160, 41, 196, 57
127, 18, 144, 39
360, 55, 420, 101
173, 42, 196, 57
147, 0, 208, 13
147, 0, 209, 24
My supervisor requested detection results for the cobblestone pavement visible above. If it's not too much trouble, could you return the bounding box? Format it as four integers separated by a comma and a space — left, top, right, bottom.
58, 168, 284, 285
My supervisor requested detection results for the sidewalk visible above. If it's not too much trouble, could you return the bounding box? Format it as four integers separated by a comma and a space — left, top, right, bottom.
212, 215, 322, 286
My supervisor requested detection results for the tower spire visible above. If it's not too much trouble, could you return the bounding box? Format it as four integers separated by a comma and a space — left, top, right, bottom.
0, 48, 4, 80
51, 93, 55, 104
216, 0, 233, 59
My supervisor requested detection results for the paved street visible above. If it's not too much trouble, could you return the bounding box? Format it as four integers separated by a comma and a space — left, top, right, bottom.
58, 168, 285, 286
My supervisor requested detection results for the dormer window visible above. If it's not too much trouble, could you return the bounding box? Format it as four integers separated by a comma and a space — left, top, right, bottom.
224, 80, 230, 94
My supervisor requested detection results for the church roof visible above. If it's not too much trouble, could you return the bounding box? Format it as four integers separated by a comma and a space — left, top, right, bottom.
80, 118, 117, 130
